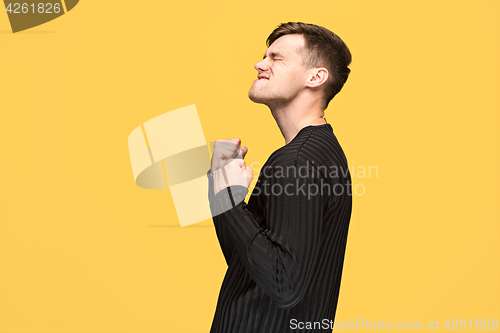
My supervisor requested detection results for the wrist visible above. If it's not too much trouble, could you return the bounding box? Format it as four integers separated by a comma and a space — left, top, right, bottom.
211, 186, 248, 215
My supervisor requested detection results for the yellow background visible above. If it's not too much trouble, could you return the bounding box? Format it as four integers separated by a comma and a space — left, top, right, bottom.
0, 0, 498, 332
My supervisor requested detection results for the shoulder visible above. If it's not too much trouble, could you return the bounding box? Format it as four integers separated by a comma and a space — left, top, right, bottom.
267, 124, 349, 172
255, 125, 352, 208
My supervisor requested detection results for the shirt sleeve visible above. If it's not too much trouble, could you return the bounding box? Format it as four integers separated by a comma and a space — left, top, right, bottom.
207, 169, 239, 266
207, 162, 326, 309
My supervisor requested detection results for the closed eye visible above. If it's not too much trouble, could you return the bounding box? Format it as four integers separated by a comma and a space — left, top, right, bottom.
263, 51, 285, 61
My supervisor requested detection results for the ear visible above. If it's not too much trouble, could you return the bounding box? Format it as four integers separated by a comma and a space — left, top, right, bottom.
305, 68, 329, 88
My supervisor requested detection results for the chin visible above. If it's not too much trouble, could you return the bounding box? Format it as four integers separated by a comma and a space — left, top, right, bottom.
248, 85, 267, 101
248, 92, 268, 105
248, 89, 260, 102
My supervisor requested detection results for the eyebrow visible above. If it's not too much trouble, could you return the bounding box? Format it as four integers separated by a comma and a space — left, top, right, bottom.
263, 51, 284, 60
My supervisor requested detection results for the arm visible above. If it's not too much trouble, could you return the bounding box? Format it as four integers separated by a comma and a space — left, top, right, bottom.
207, 169, 237, 266
208, 162, 326, 309
207, 138, 252, 266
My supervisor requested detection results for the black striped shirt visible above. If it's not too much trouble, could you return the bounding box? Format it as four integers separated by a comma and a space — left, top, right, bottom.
207, 123, 352, 333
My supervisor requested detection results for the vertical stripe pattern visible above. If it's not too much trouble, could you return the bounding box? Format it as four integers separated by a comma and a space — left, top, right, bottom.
208, 124, 352, 333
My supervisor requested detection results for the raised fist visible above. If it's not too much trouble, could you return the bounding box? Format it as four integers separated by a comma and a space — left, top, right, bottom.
211, 138, 253, 195
211, 138, 248, 172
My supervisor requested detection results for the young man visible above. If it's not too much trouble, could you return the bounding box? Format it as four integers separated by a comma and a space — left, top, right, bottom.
207, 22, 353, 332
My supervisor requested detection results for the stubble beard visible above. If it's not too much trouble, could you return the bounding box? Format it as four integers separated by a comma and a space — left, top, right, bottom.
248, 82, 271, 105
248, 80, 300, 109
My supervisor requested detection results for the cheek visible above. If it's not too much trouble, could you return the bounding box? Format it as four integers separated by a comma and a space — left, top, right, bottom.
286, 68, 302, 80
285, 72, 303, 89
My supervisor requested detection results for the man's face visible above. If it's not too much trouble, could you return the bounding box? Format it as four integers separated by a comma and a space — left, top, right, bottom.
248, 34, 310, 108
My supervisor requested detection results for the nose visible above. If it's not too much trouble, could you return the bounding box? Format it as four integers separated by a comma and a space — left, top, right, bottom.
254, 58, 269, 72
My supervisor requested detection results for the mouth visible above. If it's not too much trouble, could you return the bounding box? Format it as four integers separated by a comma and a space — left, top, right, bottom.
257, 75, 269, 80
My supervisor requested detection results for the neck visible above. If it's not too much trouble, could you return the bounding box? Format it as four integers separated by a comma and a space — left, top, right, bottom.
270, 98, 327, 145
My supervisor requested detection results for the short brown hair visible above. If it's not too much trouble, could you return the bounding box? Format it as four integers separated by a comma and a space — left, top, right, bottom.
267, 22, 352, 109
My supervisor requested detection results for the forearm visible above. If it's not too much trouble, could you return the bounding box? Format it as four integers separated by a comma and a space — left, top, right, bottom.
207, 167, 324, 309
210, 186, 304, 309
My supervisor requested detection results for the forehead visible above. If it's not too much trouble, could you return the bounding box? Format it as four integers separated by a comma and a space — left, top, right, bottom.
265, 34, 305, 58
